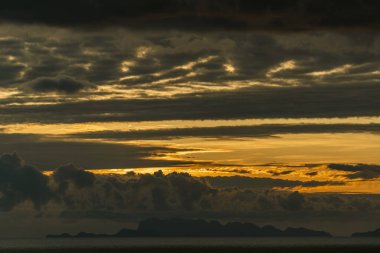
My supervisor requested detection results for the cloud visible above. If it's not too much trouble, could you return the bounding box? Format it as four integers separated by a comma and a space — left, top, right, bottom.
281, 191, 305, 211
0, 60, 25, 84
269, 170, 294, 176
0, 153, 52, 211
328, 164, 380, 179
53, 164, 96, 192
70, 123, 380, 141
24, 76, 93, 94
306, 171, 318, 176
4, 81, 380, 124
56, 169, 217, 212
54, 171, 375, 218
0, 27, 378, 125
0, 1, 379, 31
3, 152, 380, 235
149, 171, 215, 210
0, 133, 193, 170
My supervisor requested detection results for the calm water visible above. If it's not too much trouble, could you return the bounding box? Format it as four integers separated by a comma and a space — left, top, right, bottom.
0, 237, 380, 249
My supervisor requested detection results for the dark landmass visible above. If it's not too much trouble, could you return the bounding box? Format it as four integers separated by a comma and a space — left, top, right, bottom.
46, 218, 331, 238
352, 228, 380, 237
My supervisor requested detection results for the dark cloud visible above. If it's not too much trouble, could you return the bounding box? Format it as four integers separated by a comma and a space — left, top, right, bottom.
24, 76, 93, 94
0, 133, 194, 170
0, 156, 216, 212
0, 28, 378, 125
306, 171, 318, 177
0, 60, 25, 84
281, 191, 305, 211
53, 164, 96, 191
269, 170, 294, 176
0, 154, 346, 216
3, 152, 380, 238
71, 123, 380, 141
3, 81, 380, 124
150, 171, 216, 210
0, 0, 379, 31
0, 132, 42, 143
328, 164, 380, 179
0, 153, 52, 211
44, 170, 380, 218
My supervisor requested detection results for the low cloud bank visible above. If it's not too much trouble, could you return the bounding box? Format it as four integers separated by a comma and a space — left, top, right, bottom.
0, 153, 380, 221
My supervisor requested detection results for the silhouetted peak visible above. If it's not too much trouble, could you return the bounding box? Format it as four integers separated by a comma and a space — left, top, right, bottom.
284, 227, 331, 237
47, 218, 332, 238
352, 228, 380, 237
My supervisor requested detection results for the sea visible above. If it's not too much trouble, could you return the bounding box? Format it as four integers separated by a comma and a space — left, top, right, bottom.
0, 237, 380, 252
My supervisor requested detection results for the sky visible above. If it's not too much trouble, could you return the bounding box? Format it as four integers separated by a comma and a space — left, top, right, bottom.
1, 0, 380, 237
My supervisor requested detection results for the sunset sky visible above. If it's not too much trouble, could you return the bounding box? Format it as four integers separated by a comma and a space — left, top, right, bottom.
1, 0, 380, 237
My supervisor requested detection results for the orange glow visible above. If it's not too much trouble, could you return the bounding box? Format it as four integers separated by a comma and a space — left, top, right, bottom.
41, 164, 380, 194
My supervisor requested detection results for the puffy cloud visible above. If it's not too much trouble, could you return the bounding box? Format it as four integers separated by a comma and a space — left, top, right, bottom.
2, 152, 380, 231
0, 153, 213, 212
281, 191, 305, 211
53, 164, 95, 191
0, 153, 52, 211
55, 171, 380, 218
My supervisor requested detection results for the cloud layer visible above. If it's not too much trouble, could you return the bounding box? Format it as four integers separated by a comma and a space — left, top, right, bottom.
0, 153, 378, 217
71, 123, 380, 140
0, 1, 379, 237
0, 27, 379, 124
1, 0, 380, 31
0, 133, 194, 169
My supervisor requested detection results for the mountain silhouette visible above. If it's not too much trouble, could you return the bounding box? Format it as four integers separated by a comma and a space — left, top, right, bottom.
47, 218, 331, 238
352, 228, 380, 237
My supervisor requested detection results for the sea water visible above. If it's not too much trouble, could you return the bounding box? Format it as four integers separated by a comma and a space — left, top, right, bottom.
0, 237, 380, 252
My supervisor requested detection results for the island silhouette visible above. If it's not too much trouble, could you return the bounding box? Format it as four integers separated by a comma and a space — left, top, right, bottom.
47, 218, 331, 238
352, 228, 380, 237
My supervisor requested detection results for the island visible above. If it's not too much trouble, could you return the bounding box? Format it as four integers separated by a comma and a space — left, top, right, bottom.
47, 218, 331, 238
352, 228, 380, 237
